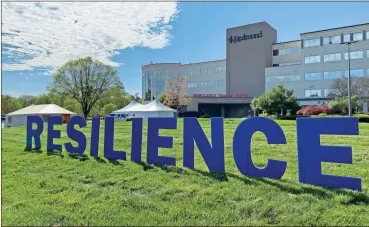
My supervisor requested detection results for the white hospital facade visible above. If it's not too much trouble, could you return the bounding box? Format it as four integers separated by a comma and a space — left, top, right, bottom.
142, 22, 369, 117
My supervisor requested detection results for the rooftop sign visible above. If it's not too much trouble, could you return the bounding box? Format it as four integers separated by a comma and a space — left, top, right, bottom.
192, 94, 249, 98
26, 116, 363, 191
228, 31, 263, 44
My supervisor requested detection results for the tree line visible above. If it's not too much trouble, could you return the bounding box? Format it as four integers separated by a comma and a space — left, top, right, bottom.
2, 57, 141, 118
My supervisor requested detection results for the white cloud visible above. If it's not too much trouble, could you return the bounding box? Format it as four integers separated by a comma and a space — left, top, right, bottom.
2, 2, 179, 73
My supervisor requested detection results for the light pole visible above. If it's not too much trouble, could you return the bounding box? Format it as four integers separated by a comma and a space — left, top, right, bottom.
341, 40, 357, 117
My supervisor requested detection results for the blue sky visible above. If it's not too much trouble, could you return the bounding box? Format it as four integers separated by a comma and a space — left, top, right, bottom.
2, 2, 369, 97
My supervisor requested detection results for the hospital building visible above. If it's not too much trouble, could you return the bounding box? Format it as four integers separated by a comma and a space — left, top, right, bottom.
142, 21, 369, 117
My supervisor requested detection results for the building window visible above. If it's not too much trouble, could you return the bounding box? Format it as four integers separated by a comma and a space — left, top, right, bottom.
214, 80, 224, 86
200, 81, 212, 87
323, 53, 341, 62
143, 71, 153, 101
304, 55, 321, 64
324, 71, 342, 80
344, 32, 364, 42
265, 74, 301, 83
187, 82, 197, 88
304, 72, 321, 80
367, 49, 369, 58
324, 89, 337, 97
353, 32, 363, 41
305, 89, 322, 97
188, 69, 195, 76
344, 51, 363, 60
323, 35, 341, 45
200, 68, 207, 74
279, 62, 300, 66
214, 66, 225, 73
278, 47, 300, 56
207, 67, 213, 74
303, 38, 320, 48
273, 49, 279, 56
345, 69, 364, 78
366, 31, 369, 40
344, 34, 351, 42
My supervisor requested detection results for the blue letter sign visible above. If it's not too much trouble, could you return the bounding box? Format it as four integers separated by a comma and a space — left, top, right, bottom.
183, 117, 225, 172
233, 117, 287, 179
26, 115, 44, 150
25, 116, 364, 191
147, 117, 177, 166
297, 117, 362, 191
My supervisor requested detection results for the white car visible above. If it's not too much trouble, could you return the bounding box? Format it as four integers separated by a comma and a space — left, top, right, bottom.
108, 113, 134, 121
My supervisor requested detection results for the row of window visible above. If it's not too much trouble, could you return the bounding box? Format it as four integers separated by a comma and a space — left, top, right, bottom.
304, 50, 369, 64
266, 74, 301, 83
267, 69, 369, 83
304, 31, 369, 48
187, 80, 225, 88
187, 66, 226, 76
273, 47, 300, 56
305, 89, 338, 98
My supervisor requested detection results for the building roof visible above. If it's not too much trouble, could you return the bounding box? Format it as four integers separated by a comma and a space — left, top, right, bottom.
301, 23, 369, 35
6, 104, 75, 116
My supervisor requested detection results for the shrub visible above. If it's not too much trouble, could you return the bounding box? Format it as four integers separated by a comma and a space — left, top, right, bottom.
296, 105, 341, 116
318, 113, 328, 117
358, 115, 369, 123
280, 115, 311, 120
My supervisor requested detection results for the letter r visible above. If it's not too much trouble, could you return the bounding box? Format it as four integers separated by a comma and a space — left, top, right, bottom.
26, 115, 44, 149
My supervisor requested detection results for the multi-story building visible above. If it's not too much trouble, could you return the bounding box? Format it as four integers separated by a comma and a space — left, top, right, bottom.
142, 22, 369, 117
266, 23, 369, 107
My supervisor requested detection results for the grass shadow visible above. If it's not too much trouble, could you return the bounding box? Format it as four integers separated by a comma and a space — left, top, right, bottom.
24, 147, 43, 153
252, 177, 334, 199
94, 156, 107, 164
46, 150, 64, 158
134, 161, 154, 171
68, 153, 89, 161
107, 159, 124, 166
154, 164, 188, 175
191, 168, 229, 182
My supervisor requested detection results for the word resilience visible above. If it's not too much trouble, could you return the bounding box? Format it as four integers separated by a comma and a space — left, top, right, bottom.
26, 116, 363, 191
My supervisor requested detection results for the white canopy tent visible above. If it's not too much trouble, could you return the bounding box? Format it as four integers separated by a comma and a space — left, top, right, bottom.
111, 100, 143, 114
111, 100, 176, 120
5, 104, 76, 127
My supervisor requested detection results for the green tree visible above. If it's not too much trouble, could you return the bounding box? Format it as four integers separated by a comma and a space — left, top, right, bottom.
48, 57, 123, 119
63, 98, 82, 114
100, 103, 117, 116
251, 84, 299, 118
33, 94, 53, 105
158, 93, 169, 107
1, 95, 22, 115
18, 95, 35, 108
328, 95, 361, 114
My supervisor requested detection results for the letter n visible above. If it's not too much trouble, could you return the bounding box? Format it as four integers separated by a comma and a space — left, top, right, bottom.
183, 117, 225, 172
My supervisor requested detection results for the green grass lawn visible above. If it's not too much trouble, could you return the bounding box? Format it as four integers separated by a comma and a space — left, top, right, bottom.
2, 119, 369, 226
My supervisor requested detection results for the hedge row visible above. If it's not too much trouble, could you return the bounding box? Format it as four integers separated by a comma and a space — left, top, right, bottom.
279, 115, 369, 123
